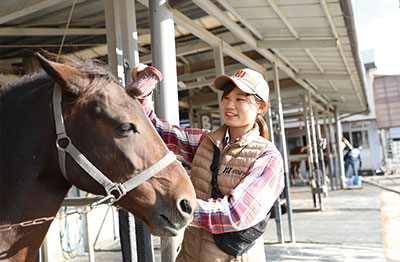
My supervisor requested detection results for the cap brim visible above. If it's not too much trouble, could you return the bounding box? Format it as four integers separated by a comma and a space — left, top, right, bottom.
213, 75, 256, 95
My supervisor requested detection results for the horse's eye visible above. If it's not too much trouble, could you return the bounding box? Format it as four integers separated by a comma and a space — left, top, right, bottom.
118, 123, 138, 134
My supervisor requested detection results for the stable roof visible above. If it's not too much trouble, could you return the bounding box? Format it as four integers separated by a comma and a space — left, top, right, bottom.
0, 0, 368, 115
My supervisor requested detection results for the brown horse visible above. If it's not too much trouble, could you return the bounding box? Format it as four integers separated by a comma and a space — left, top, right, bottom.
289, 146, 329, 182
0, 54, 196, 262
289, 146, 308, 181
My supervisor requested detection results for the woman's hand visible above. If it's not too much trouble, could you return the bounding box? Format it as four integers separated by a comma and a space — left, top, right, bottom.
130, 63, 149, 81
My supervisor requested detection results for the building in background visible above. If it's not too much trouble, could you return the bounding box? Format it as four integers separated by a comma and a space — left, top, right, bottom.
340, 49, 381, 175
373, 74, 400, 174
285, 49, 382, 178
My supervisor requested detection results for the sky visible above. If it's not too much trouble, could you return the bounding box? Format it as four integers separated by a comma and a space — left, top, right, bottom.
353, 0, 400, 75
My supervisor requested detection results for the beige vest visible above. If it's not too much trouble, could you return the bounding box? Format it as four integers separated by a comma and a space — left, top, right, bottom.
177, 125, 269, 262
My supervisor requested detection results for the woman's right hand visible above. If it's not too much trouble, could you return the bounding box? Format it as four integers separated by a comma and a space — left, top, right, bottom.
130, 63, 149, 82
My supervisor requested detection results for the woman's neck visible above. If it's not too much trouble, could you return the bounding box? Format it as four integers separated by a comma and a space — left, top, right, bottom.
228, 125, 253, 142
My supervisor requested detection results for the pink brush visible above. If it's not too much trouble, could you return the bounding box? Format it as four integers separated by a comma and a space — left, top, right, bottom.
130, 66, 163, 97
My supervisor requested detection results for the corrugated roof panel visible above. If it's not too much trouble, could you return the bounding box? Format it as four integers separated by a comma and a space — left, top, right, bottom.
0, 0, 369, 114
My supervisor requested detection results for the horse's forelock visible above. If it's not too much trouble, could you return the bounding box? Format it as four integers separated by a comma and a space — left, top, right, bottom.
61, 57, 122, 103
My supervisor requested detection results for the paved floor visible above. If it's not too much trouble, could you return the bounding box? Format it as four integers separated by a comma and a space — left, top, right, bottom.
69, 176, 400, 262
264, 183, 385, 261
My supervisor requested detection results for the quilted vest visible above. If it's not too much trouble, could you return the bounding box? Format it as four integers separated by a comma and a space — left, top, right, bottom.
176, 124, 269, 262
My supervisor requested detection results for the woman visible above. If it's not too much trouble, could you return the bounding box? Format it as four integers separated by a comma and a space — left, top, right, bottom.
130, 67, 284, 262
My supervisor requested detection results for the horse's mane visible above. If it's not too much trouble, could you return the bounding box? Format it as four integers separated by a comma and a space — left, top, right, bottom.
0, 53, 120, 100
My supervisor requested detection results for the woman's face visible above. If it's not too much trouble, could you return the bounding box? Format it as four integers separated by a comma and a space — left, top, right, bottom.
221, 86, 262, 133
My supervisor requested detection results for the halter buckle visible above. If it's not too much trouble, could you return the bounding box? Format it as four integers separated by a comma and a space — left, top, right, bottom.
107, 183, 127, 202
89, 194, 116, 209
56, 135, 71, 152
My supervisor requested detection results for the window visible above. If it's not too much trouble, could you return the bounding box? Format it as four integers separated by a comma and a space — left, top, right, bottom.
351, 131, 362, 148
351, 130, 369, 149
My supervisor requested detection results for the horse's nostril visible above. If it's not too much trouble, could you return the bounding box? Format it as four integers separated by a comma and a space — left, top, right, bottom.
179, 199, 193, 215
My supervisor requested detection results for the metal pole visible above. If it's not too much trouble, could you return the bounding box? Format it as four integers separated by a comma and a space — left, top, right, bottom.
104, 0, 120, 80
308, 91, 323, 209
323, 116, 335, 191
328, 116, 340, 189
379, 129, 388, 169
84, 210, 95, 262
39, 236, 48, 262
150, 0, 180, 125
302, 94, 315, 205
118, 210, 137, 262
334, 105, 346, 189
189, 101, 195, 127
314, 111, 328, 195
272, 61, 295, 243
265, 100, 284, 244
149, 1, 181, 261
105, 1, 154, 261
213, 39, 225, 125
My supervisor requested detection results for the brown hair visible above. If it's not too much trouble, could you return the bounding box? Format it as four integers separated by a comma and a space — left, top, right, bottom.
221, 82, 269, 140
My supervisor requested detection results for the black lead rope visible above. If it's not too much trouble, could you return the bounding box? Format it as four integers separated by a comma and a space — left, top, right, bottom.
208, 145, 270, 257
210, 146, 224, 199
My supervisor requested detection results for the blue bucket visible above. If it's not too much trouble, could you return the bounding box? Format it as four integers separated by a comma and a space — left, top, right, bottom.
352, 176, 362, 186
346, 177, 353, 187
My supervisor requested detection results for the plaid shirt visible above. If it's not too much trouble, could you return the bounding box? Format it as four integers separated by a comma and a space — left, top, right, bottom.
141, 99, 284, 234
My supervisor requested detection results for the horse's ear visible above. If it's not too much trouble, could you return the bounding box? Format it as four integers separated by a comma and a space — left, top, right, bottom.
35, 53, 89, 94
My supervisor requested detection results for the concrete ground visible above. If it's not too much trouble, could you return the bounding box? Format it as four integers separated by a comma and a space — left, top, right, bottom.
264, 183, 385, 262
69, 175, 400, 262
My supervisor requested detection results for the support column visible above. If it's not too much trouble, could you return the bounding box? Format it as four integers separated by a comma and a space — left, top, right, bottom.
84, 209, 95, 262
302, 94, 315, 204
105, 1, 154, 261
314, 110, 328, 195
334, 105, 346, 189
213, 39, 225, 125
379, 129, 388, 169
149, 1, 181, 261
272, 61, 295, 243
189, 101, 195, 127
328, 116, 340, 189
323, 116, 335, 191
150, 0, 180, 125
308, 91, 323, 209
266, 100, 284, 244
104, 0, 124, 84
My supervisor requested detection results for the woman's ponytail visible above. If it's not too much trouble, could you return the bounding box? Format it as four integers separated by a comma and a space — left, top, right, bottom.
256, 115, 269, 140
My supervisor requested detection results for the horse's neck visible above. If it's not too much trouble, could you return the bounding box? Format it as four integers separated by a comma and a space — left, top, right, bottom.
0, 183, 69, 262
3, 76, 55, 160
0, 77, 71, 261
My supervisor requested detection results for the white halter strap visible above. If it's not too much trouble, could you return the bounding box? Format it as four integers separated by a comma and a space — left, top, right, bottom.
52, 84, 176, 204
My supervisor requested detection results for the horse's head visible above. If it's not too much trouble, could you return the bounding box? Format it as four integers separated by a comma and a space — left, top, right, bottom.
36, 54, 196, 236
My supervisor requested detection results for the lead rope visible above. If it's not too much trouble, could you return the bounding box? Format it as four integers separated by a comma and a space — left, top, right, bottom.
57, 0, 77, 60
0, 199, 109, 232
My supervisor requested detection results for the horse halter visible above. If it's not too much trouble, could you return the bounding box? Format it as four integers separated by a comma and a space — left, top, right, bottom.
52, 84, 176, 204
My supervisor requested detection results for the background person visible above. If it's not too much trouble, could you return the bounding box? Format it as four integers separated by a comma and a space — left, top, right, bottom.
344, 146, 362, 177
129, 67, 284, 261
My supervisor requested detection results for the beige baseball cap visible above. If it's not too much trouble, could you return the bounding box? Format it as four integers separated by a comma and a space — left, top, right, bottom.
213, 68, 269, 102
